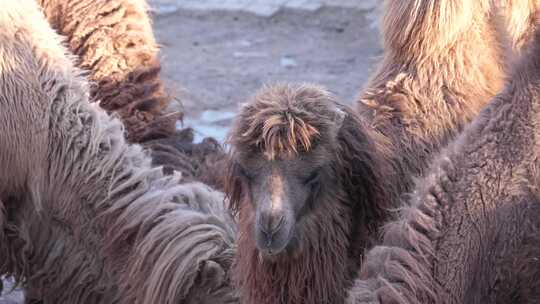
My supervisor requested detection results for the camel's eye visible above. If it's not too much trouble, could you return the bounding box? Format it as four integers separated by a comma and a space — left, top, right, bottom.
302, 170, 320, 186
238, 165, 255, 181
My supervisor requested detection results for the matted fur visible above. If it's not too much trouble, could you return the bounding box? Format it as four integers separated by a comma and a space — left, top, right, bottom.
235, 87, 323, 160
348, 23, 540, 304
37, 0, 180, 143
37, 0, 227, 189
226, 84, 392, 304
0, 1, 236, 303
144, 130, 228, 190
225, 1, 519, 303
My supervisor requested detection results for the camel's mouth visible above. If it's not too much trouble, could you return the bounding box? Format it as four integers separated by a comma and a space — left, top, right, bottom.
255, 215, 296, 257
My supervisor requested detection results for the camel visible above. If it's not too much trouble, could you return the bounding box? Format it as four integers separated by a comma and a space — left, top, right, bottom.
347, 19, 540, 304
226, 83, 389, 304
0, 1, 236, 303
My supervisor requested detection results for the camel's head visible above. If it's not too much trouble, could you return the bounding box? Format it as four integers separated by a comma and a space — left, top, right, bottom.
226, 84, 351, 256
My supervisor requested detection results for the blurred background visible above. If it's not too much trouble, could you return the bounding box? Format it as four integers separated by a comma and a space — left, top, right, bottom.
150, 0, 382, 143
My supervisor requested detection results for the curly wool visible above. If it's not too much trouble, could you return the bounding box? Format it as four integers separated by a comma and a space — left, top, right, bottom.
38, 0, 180, 143
37, 0, 228, 189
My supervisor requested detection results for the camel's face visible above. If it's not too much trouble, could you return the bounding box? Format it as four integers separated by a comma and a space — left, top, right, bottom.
228, 85, 346, 257
238, 147, 330, 256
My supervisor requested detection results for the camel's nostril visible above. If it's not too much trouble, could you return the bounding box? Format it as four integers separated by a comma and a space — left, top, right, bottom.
260, 212, 285, 237
266, 236, 273, 248
269, 214, 285, 233
255, 210, 293, 255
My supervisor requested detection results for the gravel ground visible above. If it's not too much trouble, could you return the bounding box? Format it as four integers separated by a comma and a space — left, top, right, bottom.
150, 0, 379, 17
155, 6, 382, 142
0, 3, 381, 302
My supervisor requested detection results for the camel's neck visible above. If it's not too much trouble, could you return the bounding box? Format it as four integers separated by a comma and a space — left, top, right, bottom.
235, 193, 358, 304
428, 72, 540, 304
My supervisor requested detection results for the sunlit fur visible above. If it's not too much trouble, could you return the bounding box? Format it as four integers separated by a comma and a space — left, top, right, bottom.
0, 2, 236, 303
348, 21, 540, 304
357, 0, 512, 202
500, 0, 540, 54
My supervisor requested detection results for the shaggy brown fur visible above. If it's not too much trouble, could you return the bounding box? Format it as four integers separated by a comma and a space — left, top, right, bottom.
37, 0, 227, 189
0, 2, 236, 303
347, 23, 540, 304
37, 0, 179, 143
226, 1, 516, 303
144, 130, 228, 190
357, 0, 512, 200
227, 84, 390, 304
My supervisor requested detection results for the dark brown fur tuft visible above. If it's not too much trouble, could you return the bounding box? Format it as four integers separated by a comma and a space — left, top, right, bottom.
143, 129, 227, 190
230, 84, 333, 160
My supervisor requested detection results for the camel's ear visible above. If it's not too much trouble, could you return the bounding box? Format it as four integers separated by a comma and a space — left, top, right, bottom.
334, 108, 346, 128
331, 107, 347, 139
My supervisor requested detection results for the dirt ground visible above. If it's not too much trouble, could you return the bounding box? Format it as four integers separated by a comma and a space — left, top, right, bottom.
155, 7, 382, 142
0, 6, 381, 303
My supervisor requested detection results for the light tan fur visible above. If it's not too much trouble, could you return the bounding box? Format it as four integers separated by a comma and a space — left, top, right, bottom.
357, 0, 513, 212
500, 0, 540, 54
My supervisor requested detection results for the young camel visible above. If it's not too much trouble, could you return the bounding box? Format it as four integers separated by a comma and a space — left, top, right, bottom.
0, 1, 236, 303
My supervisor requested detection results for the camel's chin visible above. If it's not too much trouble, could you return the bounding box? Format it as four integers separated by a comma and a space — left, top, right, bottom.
258, 246, 292, 261
256, 238, 292, 258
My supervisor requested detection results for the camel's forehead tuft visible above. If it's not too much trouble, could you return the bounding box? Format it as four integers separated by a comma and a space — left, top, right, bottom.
233, 84, 337, 160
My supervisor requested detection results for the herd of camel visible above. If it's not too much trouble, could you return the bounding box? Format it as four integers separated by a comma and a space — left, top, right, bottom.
1, 0, 540, 303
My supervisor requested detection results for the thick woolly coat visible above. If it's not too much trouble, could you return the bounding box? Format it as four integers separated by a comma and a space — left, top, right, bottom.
348, 19, 540, 304
0, 1, 236, 303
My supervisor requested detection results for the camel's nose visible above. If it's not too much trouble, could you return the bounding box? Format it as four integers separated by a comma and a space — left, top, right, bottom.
259, 210, 285, 240
255, 208, 292, 255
